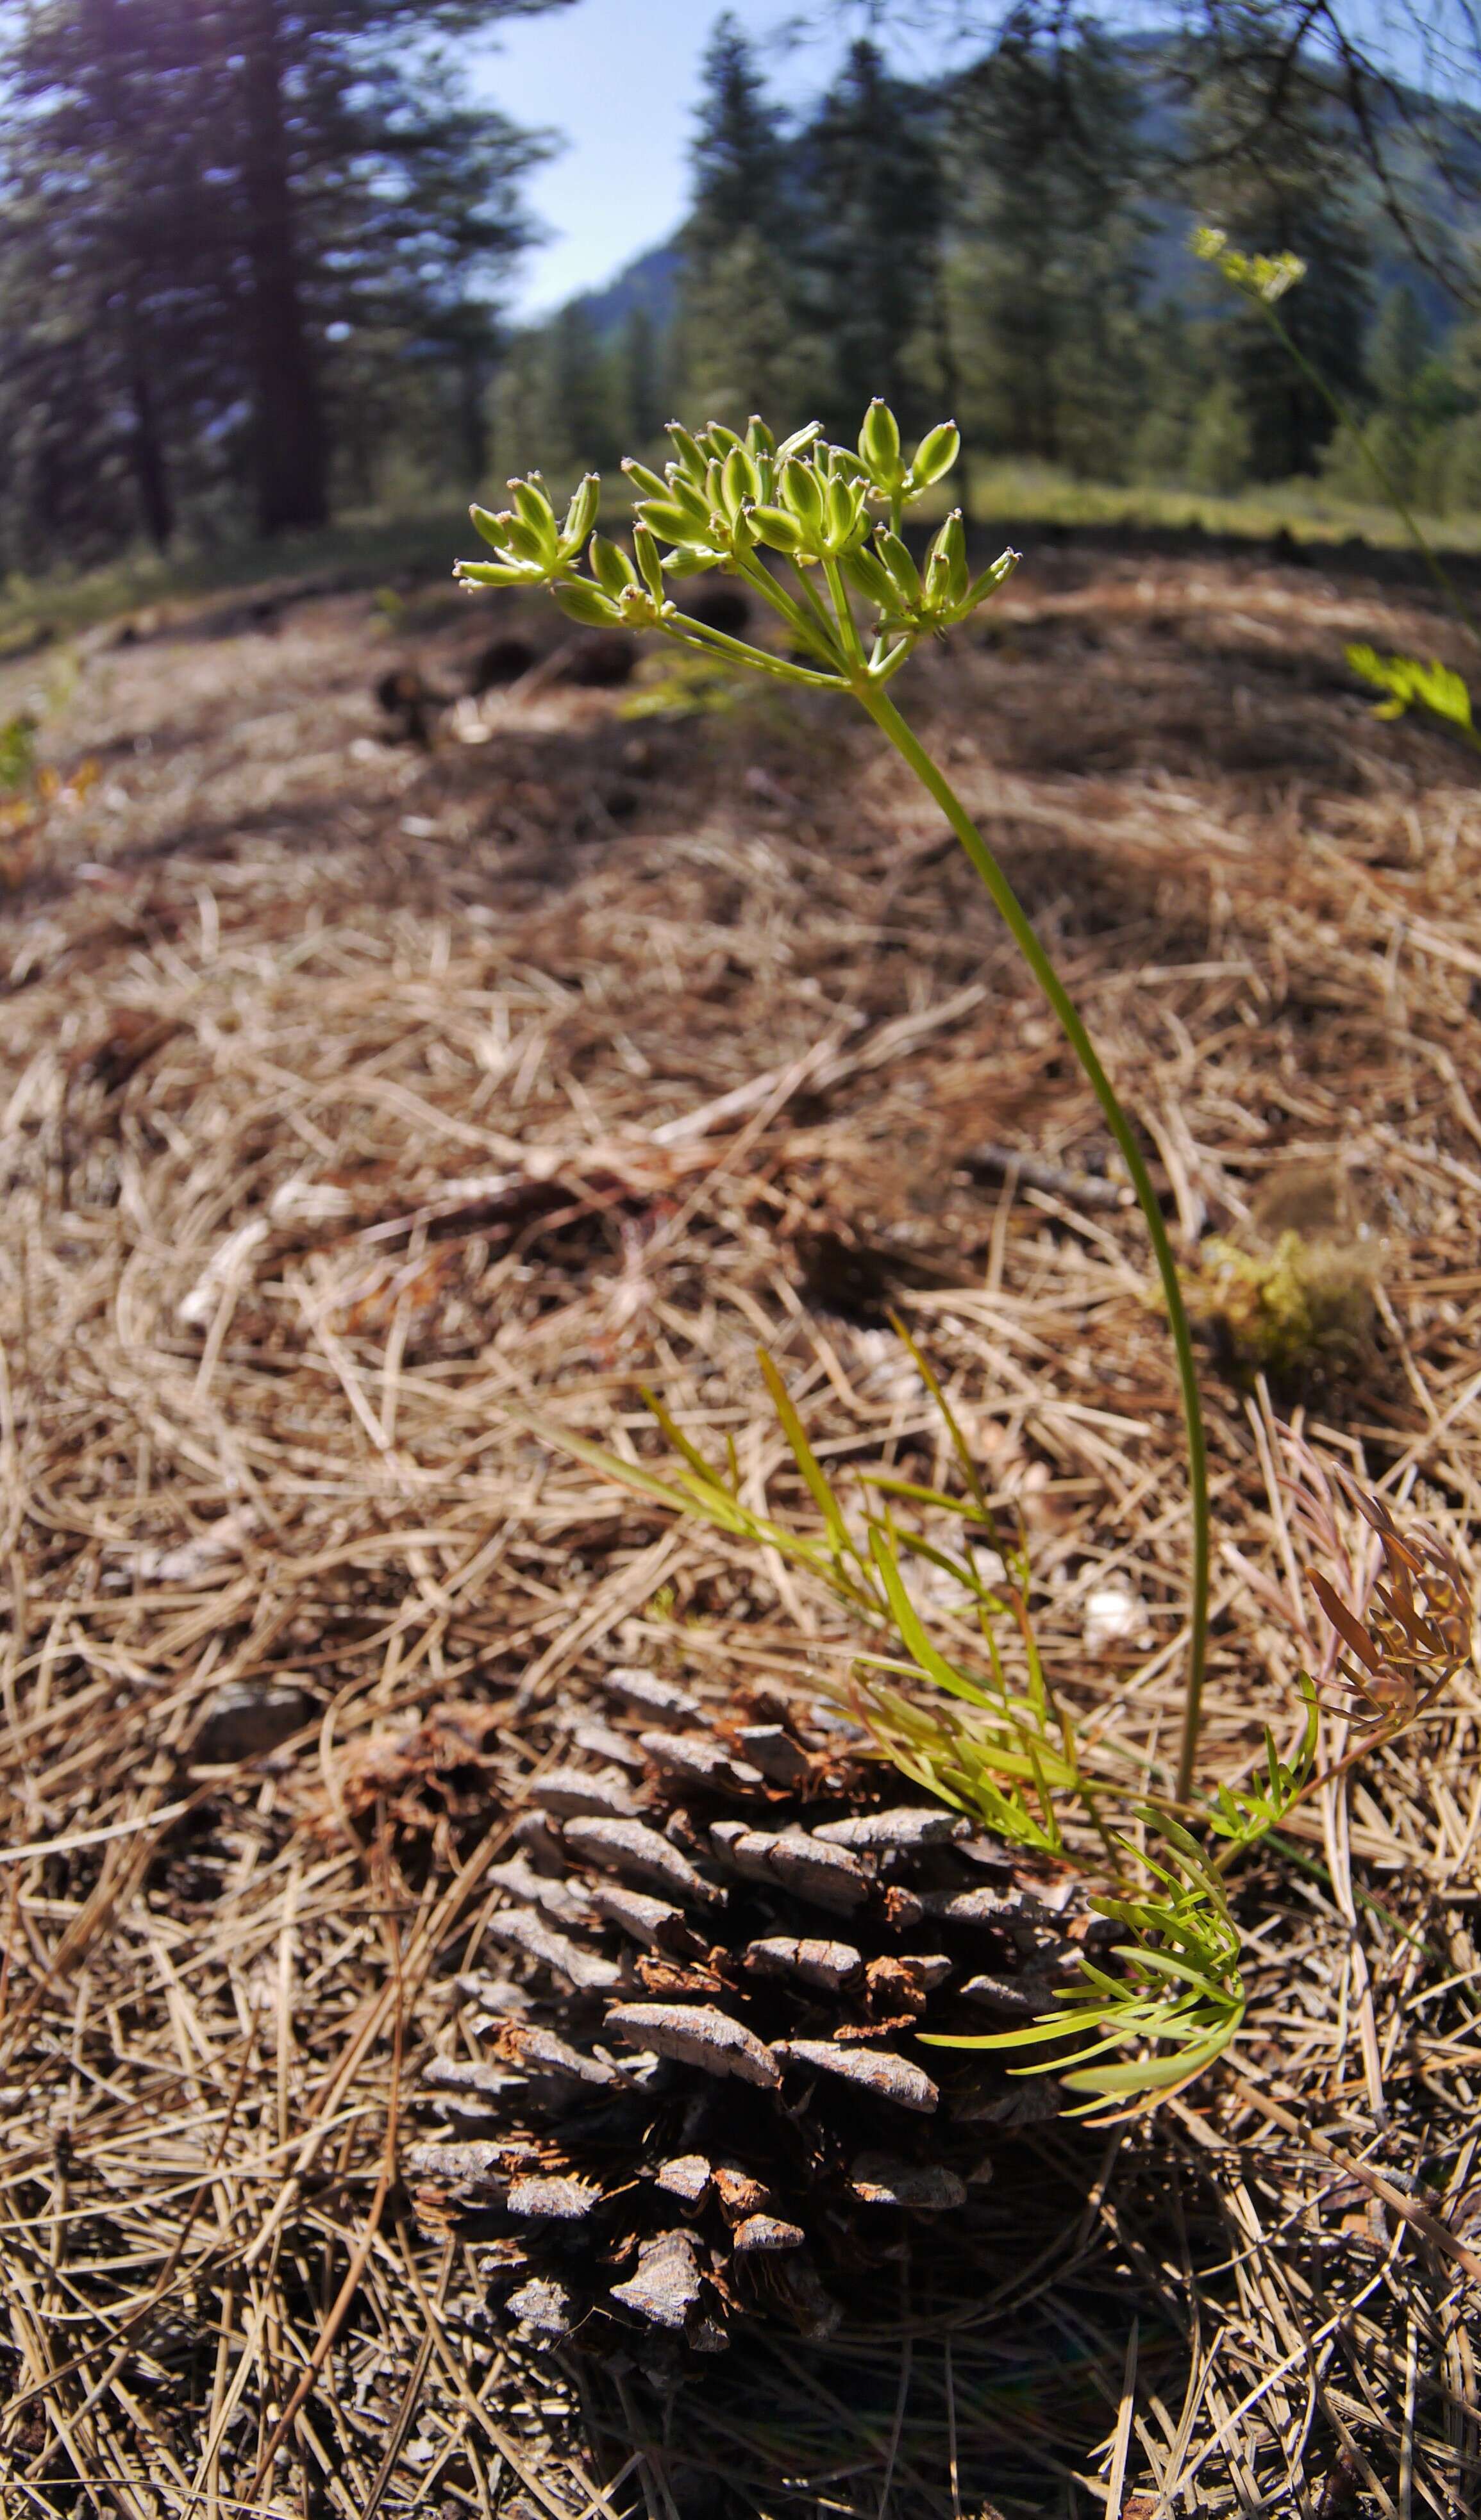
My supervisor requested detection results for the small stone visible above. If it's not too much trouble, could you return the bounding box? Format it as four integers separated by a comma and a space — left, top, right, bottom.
1084, 1583, 1153, 1656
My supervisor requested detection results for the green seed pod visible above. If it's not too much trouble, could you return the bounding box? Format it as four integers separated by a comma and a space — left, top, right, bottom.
666, 424, 708, 484
781, 459, 826, 538
552, 578, 623, 628
908, 422, 960, 491
777, 421, 823, 462
509, 478, 558, 553
706, 422, 744, 459
632, 522, 667, 603
723, 445, 761, 512
878, 532, 922, 606
498, 513, 556, 569
746, 415, 776, 460
454, 557, 531, 588
842, 546, 898, 610
662, 475, 715, 533
589, 534, 636, 599
937, 510, 968, 603
858, 399, 902, 483
964, 547, 1020, 609
635, 499, 705, 547
560, 474, 600, 554
623, 459, 670, 501
749, 505, 806, 555
469, 503, 514, 554
825, 474, 860, 548
730, 505, 758, 557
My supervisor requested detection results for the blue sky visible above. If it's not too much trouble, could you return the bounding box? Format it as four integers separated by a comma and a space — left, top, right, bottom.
476, 1, 973, 315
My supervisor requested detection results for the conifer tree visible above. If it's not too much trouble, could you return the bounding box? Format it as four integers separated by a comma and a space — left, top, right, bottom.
803, 38, 944, 435
0, 0, 568, 549
678, 13, 810, 427
946, 9, 1149, 474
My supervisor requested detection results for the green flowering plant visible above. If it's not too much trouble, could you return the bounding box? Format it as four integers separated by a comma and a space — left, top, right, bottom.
457, 403, 1215, 1799
1194, 224, 1481, 747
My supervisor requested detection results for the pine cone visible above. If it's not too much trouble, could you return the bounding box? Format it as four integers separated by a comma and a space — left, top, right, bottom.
409, 1668, 1107, 2359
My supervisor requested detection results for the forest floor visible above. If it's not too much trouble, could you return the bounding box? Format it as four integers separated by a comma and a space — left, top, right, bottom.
3, 530, 1481, 2517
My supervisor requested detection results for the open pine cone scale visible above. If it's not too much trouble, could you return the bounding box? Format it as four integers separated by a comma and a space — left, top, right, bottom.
410, 1667, 1104, 2357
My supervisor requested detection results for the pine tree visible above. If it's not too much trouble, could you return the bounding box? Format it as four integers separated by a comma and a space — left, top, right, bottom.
678, 13, 810, 428
945, 10, 1150, 474
0, 0, 567, 551
803, 38, 945, 436
623, 303, 665, 450
1368, 285, 1429, 419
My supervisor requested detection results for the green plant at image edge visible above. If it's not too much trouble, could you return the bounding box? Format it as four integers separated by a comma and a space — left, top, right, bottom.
455, 399, 1213, 1807
1195, 228, 1481, 754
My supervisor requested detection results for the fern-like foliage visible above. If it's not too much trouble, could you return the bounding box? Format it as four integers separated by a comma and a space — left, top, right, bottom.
927, 1681, 1318, 2112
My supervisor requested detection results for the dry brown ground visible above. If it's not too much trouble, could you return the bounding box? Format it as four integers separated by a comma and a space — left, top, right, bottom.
3, 536, 1481, 2518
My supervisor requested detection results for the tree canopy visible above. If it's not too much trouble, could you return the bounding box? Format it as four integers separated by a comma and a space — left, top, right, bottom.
0, 0, 573, 560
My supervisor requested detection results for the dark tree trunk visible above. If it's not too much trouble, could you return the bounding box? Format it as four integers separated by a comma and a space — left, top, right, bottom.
238, 0, 328, 534
124, 313, 174, 549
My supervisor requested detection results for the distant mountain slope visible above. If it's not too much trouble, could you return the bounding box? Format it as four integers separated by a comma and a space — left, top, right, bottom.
571, 244, 682, 346
549, 39, 1481, 353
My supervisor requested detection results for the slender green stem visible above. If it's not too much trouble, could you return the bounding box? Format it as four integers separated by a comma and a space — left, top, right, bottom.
658, 615, 844, 691
788, 553, 853, 657
857, 681, 1212, 1801
822, 553, 868, 672
728, 547, 843, 664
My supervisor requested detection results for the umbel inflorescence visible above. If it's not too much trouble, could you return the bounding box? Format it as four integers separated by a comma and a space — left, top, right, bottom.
454, 405, 1017, 686
409, 1667, 1107, 2361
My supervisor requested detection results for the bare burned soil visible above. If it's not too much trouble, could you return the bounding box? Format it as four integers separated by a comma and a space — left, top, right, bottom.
3, 536, 1481, 2517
